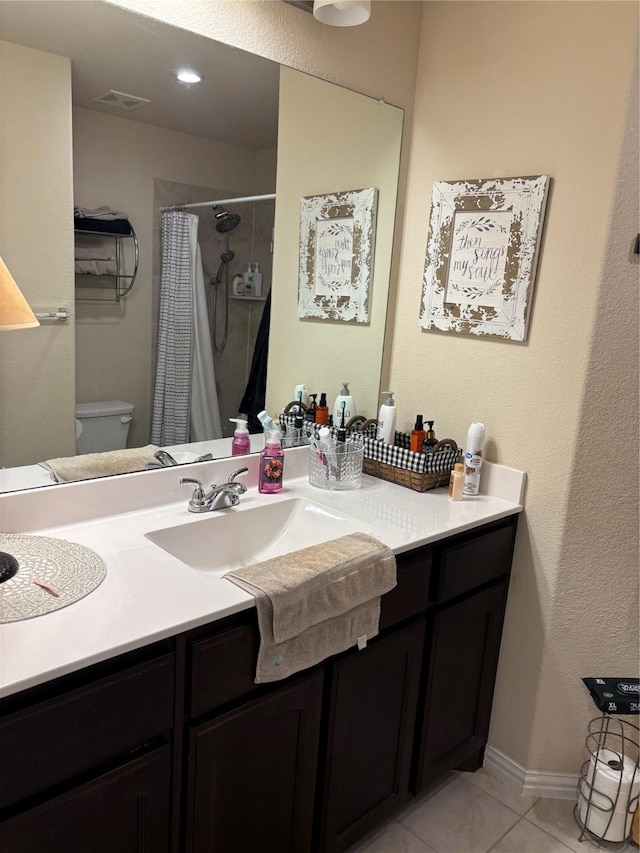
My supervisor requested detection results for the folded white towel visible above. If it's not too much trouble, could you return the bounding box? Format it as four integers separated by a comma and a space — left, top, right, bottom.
74, 205, 129, 220
225, 532, 397, 683
75, 259, 117, 276
74, 247, 115, 261
40, 445, 160, 483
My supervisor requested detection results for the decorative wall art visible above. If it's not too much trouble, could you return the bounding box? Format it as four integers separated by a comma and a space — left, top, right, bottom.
419, 175, 550, 341
298, 187, 378, 323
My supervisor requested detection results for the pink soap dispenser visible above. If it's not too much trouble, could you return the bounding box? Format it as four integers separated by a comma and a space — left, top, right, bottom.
230, 418, 251, 456
259, 429, 284, 493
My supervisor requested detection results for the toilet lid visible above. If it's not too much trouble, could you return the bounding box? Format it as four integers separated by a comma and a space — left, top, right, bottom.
75, 400, 134, 418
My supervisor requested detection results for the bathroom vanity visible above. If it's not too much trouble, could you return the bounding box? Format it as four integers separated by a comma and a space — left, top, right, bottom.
0, 451, 523, 852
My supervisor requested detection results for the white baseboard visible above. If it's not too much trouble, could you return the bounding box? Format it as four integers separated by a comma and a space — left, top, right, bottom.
484, 745, 579, 800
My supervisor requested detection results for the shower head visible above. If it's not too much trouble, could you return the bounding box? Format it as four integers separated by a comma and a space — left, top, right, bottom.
212, 205, 241, 233
220, 250, 235, 263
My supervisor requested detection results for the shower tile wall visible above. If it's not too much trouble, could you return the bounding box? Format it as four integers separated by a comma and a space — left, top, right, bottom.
153, 179, 274, 438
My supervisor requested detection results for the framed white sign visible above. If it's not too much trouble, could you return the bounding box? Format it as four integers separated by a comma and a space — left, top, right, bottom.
298, 187, 378, 323
419, 175, 550, 341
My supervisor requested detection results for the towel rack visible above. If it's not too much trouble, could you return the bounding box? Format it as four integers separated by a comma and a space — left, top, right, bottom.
74, 225, 139, 303
34, 308, 70, 321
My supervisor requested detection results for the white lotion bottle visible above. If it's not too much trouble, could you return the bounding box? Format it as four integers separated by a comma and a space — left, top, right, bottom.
463, 422, 485, 497
251, 262, 263, 297
242, 263, 254, 295
377, 391, 396, 444
333, 382, 356, 425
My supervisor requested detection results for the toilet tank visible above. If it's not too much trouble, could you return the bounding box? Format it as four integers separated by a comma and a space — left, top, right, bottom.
75, 401, 135, 455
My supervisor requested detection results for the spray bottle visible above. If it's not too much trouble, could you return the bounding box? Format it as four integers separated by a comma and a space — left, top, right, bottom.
463, 422, 485, 497
229, 418, 250, 456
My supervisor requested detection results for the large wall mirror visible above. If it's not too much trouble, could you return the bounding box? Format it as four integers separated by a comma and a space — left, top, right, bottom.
0, 0, 403, 492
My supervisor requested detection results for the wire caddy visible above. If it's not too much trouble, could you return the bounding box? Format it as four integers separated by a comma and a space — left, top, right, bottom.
576, 679, 639, 845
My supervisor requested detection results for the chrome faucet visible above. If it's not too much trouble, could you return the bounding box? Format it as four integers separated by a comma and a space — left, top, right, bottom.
145, 450, 179, 470
181, 468, 248, 513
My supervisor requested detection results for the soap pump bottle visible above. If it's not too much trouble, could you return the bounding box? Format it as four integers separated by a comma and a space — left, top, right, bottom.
377, 391, 397, 444
316, 393, 329, 426
410, 415, 426, 453
259, 429, 284, 493
305, 394, 318, 423
333, 382, 356, 425
423, 420, 438, 450
463, 422, 485, 497
242, 263, 254, 296
229, 418, 250, 456
251, 262, 263, 297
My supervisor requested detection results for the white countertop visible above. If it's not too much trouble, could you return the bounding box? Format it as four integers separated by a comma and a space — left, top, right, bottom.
0, 448, 525, 699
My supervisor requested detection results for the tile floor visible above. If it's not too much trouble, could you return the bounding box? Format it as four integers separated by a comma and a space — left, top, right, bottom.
347, 768, 637, 853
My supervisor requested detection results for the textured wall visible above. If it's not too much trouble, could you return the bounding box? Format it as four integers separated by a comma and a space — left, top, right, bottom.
0, 42, 76, 467
525, 60, 639, 771
389, 1, 638, 772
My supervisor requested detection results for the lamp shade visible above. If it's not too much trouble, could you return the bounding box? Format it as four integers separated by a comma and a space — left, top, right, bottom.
313, 0, 370, 26
0, 256, 39, 331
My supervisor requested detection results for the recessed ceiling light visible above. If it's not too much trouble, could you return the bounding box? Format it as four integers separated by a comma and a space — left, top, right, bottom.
176, 69, 203, 84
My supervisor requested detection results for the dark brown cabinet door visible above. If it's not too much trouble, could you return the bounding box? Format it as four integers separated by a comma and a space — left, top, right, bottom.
320, 619, 426, 853
186, 669, 323, 853
415, 582, 507, 791
0, 746, 172, 853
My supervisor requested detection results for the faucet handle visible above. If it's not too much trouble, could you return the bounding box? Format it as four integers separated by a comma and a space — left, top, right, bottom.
180, 477, 207, 511
227, 467, 248, 484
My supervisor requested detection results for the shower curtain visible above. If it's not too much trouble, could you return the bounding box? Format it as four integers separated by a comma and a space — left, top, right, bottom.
151, 211, 222, 446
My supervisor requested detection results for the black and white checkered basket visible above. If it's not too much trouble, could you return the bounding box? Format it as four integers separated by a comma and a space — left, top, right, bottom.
362, 432, 458, 492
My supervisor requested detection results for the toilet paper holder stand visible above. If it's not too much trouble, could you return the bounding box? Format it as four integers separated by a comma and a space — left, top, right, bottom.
575, 713, 639, 844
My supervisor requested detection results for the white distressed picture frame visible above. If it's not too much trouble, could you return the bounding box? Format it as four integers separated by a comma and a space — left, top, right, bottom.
419, 175, 550, 341
298, 187, 378, 324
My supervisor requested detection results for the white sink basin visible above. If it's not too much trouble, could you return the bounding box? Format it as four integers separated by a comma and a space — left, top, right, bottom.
145, 497, 374, 577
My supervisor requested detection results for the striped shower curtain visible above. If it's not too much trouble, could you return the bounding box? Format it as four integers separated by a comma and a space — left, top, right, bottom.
151, 211, 222, 446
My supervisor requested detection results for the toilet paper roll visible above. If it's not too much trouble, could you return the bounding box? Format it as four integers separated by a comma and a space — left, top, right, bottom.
578, 748, 640, 841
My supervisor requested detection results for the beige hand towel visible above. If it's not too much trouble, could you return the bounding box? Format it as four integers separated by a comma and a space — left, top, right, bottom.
41, 445, 160, 483
225, 532, 397, 683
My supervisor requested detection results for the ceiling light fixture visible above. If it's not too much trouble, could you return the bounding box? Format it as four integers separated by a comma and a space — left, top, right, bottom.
176, 69, 203, 85
313, 0, 370, 27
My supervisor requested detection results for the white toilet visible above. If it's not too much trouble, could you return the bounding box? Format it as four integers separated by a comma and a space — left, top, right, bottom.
75, 401, 135, 455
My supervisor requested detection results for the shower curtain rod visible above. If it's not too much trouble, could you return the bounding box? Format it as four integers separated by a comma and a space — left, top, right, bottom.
160, 192, 276, 212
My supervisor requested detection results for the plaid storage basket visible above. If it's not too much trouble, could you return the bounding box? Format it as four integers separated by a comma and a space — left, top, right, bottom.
278, 413, 378, 442
362, 432, 458, 492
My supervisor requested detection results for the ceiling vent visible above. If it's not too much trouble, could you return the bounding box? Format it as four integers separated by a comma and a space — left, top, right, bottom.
93, 90, 151, 111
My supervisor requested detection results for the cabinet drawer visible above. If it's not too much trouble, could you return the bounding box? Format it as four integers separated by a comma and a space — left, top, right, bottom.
0, 746, 172, 853
0, 653, 175, 811
189, 622, 259, 718
436, 523, 515, 604
379, 551, 432, 631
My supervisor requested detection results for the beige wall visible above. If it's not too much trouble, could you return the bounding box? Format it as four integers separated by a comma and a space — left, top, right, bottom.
73, 107, 270, 447
0, 41, 75, 467
390, 1, 638, 772
266, 68, 403, 419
